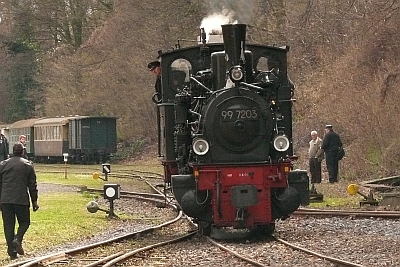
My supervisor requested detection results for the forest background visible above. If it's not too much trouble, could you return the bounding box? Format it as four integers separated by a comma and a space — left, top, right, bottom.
0, 0, 399, 181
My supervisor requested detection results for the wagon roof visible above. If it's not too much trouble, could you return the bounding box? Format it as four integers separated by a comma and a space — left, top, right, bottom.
11, 118, 43, 128
33, 116, 88, 126
0, 124, 11, 129
68, 116, 117, 120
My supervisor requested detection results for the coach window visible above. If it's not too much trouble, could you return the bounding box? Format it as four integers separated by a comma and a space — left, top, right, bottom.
39, 126, 45, 140
50, 126, 55, 140
40, 127, 44, 140
169, 58, 191, 92
56, 126, 60, 140
47, 126, 50, 140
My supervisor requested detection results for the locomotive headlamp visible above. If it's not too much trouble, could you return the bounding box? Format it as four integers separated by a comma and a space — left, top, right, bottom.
229, 66, 244, 82
193, 138, 209, 155
273, 134, 290, 152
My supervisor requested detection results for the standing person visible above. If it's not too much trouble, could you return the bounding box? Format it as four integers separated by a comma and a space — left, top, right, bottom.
321, 125, 343, 183
308, 130, 324, 183
0, 143, 39, 260
148, 60, 162, 156
0, 133, 9, 161
148, 60, 161, 94
19, 135, 28, 159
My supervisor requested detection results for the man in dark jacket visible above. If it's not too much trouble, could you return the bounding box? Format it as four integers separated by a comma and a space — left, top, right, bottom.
321, 125, 343, 183
0, 133, 9, 161
148, 60, 161, 94
148, 60, 162, 156
0, 143, 39, 260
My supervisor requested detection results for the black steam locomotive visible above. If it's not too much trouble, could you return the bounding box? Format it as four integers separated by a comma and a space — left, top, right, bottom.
153, 24, 309, 235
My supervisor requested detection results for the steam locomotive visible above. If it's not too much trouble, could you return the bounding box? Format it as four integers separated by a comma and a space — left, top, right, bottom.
153, 24, 309, 235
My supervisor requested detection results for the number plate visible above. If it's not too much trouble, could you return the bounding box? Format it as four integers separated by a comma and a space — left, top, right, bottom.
220, 109, 258, 121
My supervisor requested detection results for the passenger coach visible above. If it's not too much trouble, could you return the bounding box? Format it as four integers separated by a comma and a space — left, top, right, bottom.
8, 118, 41, 158
6, 115, 117, 163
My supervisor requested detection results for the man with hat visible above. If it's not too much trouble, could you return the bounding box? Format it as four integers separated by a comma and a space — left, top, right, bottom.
321, 125, 343, 183
148, 60, 162, 157
148, 60, 161, 94
0, 143, 39, 260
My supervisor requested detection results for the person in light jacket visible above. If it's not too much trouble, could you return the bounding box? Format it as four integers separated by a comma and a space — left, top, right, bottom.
308, 130, 324, 183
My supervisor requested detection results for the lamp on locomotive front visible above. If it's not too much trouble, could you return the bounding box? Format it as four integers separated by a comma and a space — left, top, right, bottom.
273, 134, 290, 152
193, 138, 209, 156
229, 66, 244, 82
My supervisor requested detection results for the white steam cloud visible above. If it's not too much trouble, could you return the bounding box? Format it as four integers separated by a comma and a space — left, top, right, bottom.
202, 0, 257, 26
200, 9, 237, 36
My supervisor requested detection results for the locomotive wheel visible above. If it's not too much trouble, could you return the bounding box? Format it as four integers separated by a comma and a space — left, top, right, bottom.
198, 221, 211, 236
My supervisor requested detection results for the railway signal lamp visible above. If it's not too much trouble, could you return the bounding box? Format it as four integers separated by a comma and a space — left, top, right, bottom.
63, 153, 69, 179
347, 184, 379, 206
102, 163, 111, 181
104, 184, 120, 200
103, 184, 120, 219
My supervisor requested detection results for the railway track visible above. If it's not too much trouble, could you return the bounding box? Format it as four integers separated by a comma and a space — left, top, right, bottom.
273, 236, 366, 267
4, 217, 196, 267
77, 177, 400, 267
81, 182, 382, 266
205, 234, 369, 267
4, 182, 191, 267
295, 207, 400, 218
6, 169, 396, 266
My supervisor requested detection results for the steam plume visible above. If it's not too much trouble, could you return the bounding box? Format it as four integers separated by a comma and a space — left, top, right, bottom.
200, 10, 237, 34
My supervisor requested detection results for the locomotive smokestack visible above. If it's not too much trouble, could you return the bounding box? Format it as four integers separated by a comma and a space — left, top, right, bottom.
222, 24, 246, 66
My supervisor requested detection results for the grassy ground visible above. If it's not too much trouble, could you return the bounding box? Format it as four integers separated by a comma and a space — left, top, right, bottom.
0, 191, 112, 263
308, 184, 361, 209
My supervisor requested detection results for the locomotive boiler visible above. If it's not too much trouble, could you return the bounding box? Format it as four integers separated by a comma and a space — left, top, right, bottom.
153, 23, 309, 235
